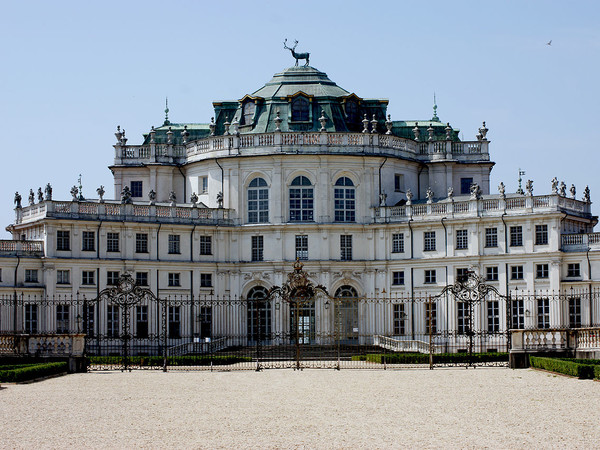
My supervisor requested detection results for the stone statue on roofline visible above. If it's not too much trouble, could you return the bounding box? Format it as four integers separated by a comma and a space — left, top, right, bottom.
190, 192, 199, 206
426, 187, 434, 204
583, 186, 591, 203
121, 186, 132, 204
148, 189, 156, 205
570, 184, 576, 200
97, 185, 105, 203
29, 189, 35, 206
37, 187, 43, 203
216, 191, 224, 209
551, 177, 558, 194
470, 183, 482, 200
406, 189, 413, 205
14, 192, 22, 209
525, 180, 533, 196
447, 186, 454, 199
559, 181, 567, 197
45, 183, 53, 201
169, 191, 177, 206
70, 186, 79, 202
498, 182, 505, 198
379, 192, 387, 207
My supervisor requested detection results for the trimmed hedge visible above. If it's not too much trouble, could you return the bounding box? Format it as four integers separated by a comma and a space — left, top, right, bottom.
0, 362, 68, 383
89, 355, 252, 367
529, 356, 600, 380
352, 352, 508, 364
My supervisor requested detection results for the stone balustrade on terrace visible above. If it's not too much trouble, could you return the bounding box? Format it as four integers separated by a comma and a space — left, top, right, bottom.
0, 240, 44, 257
14, 200, 234, 226
561, 232, 600, 251
374, 194, 592, 223
113, 132, 489, 166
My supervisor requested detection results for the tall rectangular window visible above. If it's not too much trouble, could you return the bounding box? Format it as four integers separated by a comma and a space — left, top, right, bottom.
510, 226, 523, 247
457, 302, 467, 334
57, 270, 70, 285
251, 236, 264, 262
136, 233, 148, 254
130, 181, 143, 198
460, 178, 473, 195
168, 273, 180, 287
393, 303, 405, 335
136, 306, 148, 338
200, 176, 208, 194
25, 269, 38, 283
511, 265, 524, 280
456, 268, 469, 281
535, 224, 548, 245
82, 270, 95, 285
392, 271, 404, 286
199, 306, 212, 339
200, 273, 212, 288
107, 271, 120, 286
567, 263, 581, 278
511, 299, 524, 329
424, 231, 436, 252
340, 235, 352, 261
394, 174, 405, 192
107, 305, 119, 338
82, 231, 95, 252
425, 302, 437, 334
536, 264, 549, 279
569, 297, 581, 328
56, 305, 69, 333
392, 233, 404, 253
486, 266, 498, 282
455, 229, 468, 250
25, 304, 38, 334
57, 230, 70, 251
537, 298, 550, 329
199, 236, 212, 255
485, 228, 498, 248
487, 301, 499, 333
424, 270, 436, 284
106, 232, 120, 252
295, 235, 308, 260
85, 304, 95, 337
169, 306, 181, 339
168, 234, 181, 254
136, 272, 148, 286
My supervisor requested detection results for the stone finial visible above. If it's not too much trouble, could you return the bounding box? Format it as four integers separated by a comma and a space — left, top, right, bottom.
479, 121, 488, 141
190, 192, 198, 205
319, 110, 327, 132
209, 117, 216, 136
115, 125, 123, 144
559, 181, 567, 197
551, 177, 558, 194
570, 184, 576, 199
470, 183, 482, 200
166, 126, 173, 145
120, 128, 127, 146
223, 116, 231, 136
426, 187, 434, 203
445, 123, 452, 140
169, 191, 177, 206
583, 186, 591, 203
379, 192, 387, 207
406, 189, 413, 205
447, 186, 454, 199
274, 110, 282, 132
150, 126, 156, 144
70, 186, 79, 202
121, 186, 132, 204
362, 114, 369, 133
14, 192, 22, 208
370, 114, 378, 134
216, 191, 224, 209
181, 125, 189, 144
427, 123, 434, 141
525, 180, 533, 196
412, 122, 420, 141
231, 117, 240, 136
498, 182, 505, 198
148, 189, 156, 205
96, 185, 105, 203
44, 183, 52, 201
385, 115, 393, 135
37, 187, 43, 203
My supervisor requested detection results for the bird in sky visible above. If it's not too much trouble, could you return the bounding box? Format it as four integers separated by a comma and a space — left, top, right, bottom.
546, 40, 552, 46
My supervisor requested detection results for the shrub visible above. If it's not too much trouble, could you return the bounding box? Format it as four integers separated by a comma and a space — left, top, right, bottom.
529, 356, 598, 379
0, 362, 68, 383
88, 355, 252, 367
351, 352, 508, 365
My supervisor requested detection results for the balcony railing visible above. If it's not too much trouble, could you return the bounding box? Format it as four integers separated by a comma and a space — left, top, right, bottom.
561, 232, 600, 251
114, 132, 489, 166
0, 240, 44, 257
14, 200, 234, 226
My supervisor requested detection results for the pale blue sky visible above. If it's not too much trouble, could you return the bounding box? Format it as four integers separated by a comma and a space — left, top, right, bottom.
1, 1, 599, 236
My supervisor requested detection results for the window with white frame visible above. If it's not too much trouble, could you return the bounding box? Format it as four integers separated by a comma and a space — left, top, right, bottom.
289, 176, 314, 222
252, 236, 264, 262
487, 301, 499, 332
82, 231, 95, 252
56, 305, 69, 333
57, 230, 70, 251
456, 268, 469, 281
457, 302, 467, 334
455, 229, 468, 250
394, 174, 405, 192
106, 232, 120, 252
200, 273, 212, 288
291, 96, 309, 122
136, 272, 148, 286
248, 178, 269, 223
107, 271, 120, 286
424, 269, 436, 284
168, 234, 181, 254
131, 181, 143, 198
82, 270, 95, 285
295, 235, 308, 260
567, 263, 581, 278
485, 227, 498, 248
535, 224, 548, 245
511, 265, 524, 280
510, 226, 523, 247
393, 303, 406, 335
536, 264, 549, 279
392, 233, 404, 253
199, 176, 208, 194
107, 305, 119, 338
57, 270, 70, 285
168, 273, 180, 287
136, 233, 148, 253
169, 306, 181, 338
569, 297, 581, 328
25, 304, 38, 334
136, 305, 148, 338
425, 302, 437, 334
334, 177, 355, 222
511, 299, 524, 329
199, 236, 212, 255
392, 271, 404, 286
486, 266, 499, 282
340, 235, 352, 261
424, 231, 436, 252
25, 269, 38, 283
537, 298, 550, 329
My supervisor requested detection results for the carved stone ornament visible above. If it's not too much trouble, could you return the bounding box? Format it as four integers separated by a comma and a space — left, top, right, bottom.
362, 114, 369, 134
438, 270, 503, 303
570, 184, 576, 199
223, 116, 230, 136
379, 192, 387, 207
96, 185, 105, 203
37, 187, 43, 203
169, 191, 177, 206
498, 182, 505, 198
470, 183, 482, 200
166, 127, 173, 145
406, 189, 413, 205
445, 123, 452, 140
45, 183, 53, 201
274, 110, 282, 132
28, 189, 35, 206
385, 115, 393, 135
14, 192, 22, 208
413, 122, 420, 141
148, 189, 156, 204
551, 177, 558, 194
478, 121, 488, 141
319, 110, 327, 132
371, 114, 378, 134
121, 186, 132, 204
70, 186, 79, 202
525, 179, 533, 196
190, 192, 199, 205
267, 260, 328, 305
209, 117, 216, 136
447, 186, 454, 199
216, 191, 223, 209
583, 185, 591, 203
559, 181, 567, 197
427, 123, 434, 141
426, 187, 434, 203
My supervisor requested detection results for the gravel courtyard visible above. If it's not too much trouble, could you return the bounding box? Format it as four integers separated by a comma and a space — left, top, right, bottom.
1, 367, 598, 449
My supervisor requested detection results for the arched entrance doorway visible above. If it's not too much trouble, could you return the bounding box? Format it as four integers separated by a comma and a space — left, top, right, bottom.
335, 285, 359, 345
247, 286, 272, 344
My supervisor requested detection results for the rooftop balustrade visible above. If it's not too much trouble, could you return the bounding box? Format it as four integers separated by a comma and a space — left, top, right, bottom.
13, 200, 234, 226
0, 240, 44, 257
113, 132, 489, 166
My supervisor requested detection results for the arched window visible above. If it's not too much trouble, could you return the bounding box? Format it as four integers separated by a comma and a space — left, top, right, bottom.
247, 286, 271, 344
335, 285, 359, 298
334, 177, 355, 222
289, 176, 313, 222
248, 177, 269, 223
344, 100, 359, 124
242, 101, 256, 126
291, 96, 309, 122
335, 285, 359, 344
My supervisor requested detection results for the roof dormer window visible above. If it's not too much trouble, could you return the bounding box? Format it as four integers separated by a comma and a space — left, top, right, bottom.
242, 100, 256, 126
291, 96, 309, 122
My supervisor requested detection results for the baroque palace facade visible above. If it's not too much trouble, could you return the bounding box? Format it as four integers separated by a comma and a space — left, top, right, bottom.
1, 62, 598, 349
